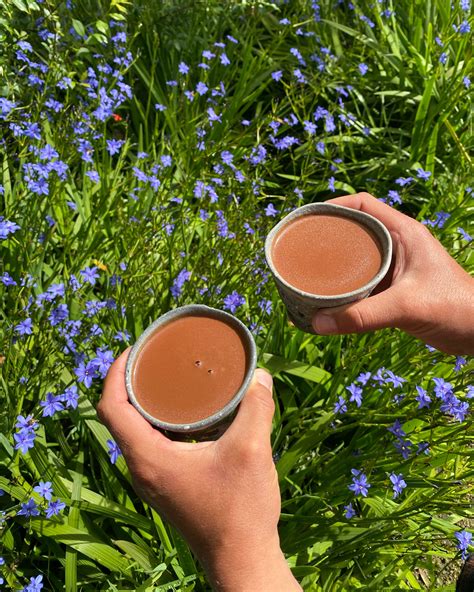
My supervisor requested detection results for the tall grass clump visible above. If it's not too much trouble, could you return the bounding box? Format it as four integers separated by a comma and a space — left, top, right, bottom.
0, 0, 472, 589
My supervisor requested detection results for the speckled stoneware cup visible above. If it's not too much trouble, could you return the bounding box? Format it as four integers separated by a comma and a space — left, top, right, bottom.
265, 203, 393, 334
125, 304, 257, 441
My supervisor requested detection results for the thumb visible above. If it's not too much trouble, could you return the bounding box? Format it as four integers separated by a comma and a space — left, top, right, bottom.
312, 288, 404, 335
224, 369, 275, 443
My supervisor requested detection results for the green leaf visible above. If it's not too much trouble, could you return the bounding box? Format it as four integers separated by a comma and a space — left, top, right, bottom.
262, 353, 331, 384
410, 74, 436, 160
29, 519, 133, 573
72, 19, 86, 38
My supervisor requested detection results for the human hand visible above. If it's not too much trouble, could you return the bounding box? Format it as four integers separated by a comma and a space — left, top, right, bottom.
312, 192, 474, 355
97, 350, 301, 592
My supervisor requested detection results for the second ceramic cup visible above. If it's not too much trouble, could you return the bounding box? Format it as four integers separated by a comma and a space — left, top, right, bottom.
125, 304, 257, 440
265, 202, 393, 333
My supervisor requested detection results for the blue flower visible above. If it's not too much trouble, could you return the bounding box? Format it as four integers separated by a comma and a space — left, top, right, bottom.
178, 61, 189, 74
356, 371, 371, 386
303, 120, 316, 135
389, 472, 407, 498
415, 386, 431, 409
395, 176, 413, 187
91, 348, 115, 378
196, 81, 208, 95
207, 107, 222, 125
388, 419, 406, 438
346, 383, 363, 407
15, 318, 33, 336
271, 70, 283, 81
107, 439, 122, 464
17, 498, 40, 517
385, 370, 406, 388
316, 141, 325, 155
40, 392, 64, 417
290, 47, 306, 66
458, 227, 472, 242
33, 481, 53, 501
433, 377, 453, 400
80, 266, 100, 285
49, 304, 69, 326
15, 414, 36, 430
360, 14, 375, 28
22, 574, 44, 592
258, 299, 272, 314
393, 437, 413, 459
265, 203, 278, 217
0, 217, 20, 240
456, 20, 470, 34
324, 113, 336, 133
416, 168, 431, 180
348, 469, 371, 497
74, 361, 99, 389
223, 291, 246, 314
106, 139, 125, 155
0, 98, 16, 119
422, 211, 451, 229
454, 356, 467, 372
344, 503, 356, 518
358, 63, 368, 75
45, 499, 66, 518
387, 190, 402, 205
455, 530, 472, 560
61, 385, 79, 409
328, 176, 336, 192
243, 222, 254, 235
334, 396, 347, 414
161, 155, 172, 167
249, 145, 267, 165
440, 394, 469, 422
463, 76, 471, 89
171, 269, 191, 299
14, 426, 38, 454
221, 150, 234, 166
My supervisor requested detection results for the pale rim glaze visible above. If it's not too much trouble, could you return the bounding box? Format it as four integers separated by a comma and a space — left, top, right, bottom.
125, 304, 257, 434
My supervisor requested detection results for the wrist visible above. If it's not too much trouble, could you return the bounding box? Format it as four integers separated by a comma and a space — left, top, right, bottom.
203, 533, 301, 592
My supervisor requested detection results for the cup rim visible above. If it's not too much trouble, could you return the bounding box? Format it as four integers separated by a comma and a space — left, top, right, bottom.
125, 304, 257, 433
264, 202, 393, 301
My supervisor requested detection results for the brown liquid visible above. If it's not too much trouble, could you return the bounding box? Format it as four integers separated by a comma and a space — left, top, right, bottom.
272, 214, 382, 295
132, 315, 248, 424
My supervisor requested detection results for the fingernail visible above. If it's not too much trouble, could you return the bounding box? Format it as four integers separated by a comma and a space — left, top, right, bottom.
313, 313, 338, 334
255, 369, 273, 391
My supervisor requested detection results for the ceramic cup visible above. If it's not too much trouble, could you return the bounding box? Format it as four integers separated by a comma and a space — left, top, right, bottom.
264, 202, 393, 333
125, 304, 257, 440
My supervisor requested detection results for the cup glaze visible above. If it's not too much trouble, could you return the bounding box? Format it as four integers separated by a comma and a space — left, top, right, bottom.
125, 304, 257, 440
265, 202, 393, 333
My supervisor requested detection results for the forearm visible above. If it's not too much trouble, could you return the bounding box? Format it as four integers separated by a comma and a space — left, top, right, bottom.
200, 534, 302, 592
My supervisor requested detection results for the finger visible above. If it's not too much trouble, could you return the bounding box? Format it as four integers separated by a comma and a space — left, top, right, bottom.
313, 285, 406, 334
224, 369, 275, 444
97, 348, 170, 458
326, 192, 411, 234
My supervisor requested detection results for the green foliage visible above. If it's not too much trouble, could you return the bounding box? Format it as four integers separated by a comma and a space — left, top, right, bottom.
0, 0, 472, 589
